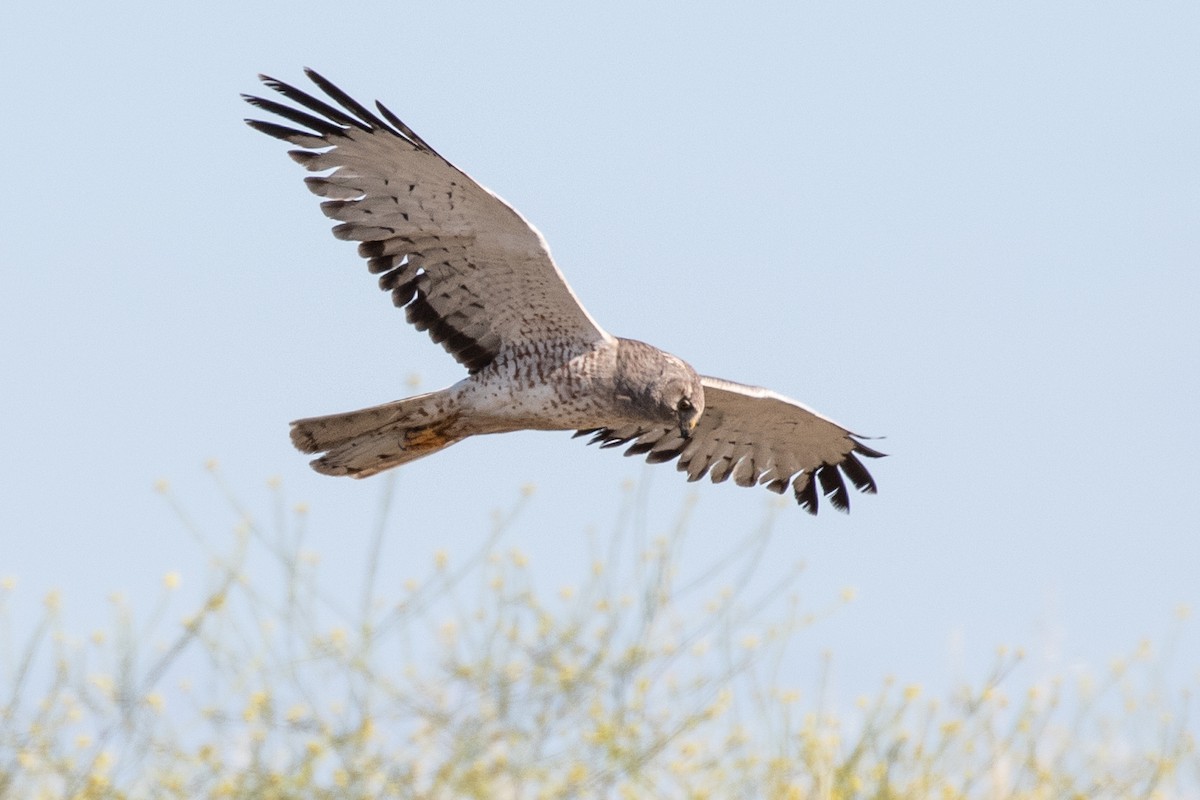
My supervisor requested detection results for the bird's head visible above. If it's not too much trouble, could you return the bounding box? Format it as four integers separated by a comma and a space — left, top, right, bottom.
673, 392, 702, 439
661, 370, 704, 439
614, 338, 705, 438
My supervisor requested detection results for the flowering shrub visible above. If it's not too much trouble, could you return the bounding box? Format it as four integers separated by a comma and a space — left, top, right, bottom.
1, 468, 1195, 798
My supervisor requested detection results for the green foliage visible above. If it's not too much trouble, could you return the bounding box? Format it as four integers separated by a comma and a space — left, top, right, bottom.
1, 468, 1195, 799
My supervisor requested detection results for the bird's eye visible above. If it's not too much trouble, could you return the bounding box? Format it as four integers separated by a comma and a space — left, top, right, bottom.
677, 398, 693, 413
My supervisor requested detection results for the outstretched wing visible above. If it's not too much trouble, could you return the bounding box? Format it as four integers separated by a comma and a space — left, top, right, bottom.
576, 376, 884, 514
244, 69, 613, 373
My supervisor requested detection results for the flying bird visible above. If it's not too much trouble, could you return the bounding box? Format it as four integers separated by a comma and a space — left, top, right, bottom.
244, 69, 884, 514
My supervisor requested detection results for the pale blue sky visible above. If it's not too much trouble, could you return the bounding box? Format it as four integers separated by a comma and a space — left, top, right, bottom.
2, 1, 1198, 700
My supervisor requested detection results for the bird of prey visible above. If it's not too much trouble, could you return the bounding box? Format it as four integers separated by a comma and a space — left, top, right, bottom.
244, 69, 884, 514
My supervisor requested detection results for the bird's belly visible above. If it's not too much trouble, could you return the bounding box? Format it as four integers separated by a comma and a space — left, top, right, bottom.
455, 374, 617, 433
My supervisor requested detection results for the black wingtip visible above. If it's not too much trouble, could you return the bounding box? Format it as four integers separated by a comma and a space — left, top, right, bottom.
245, 93, 347, 137
303, 67, 390, 131
839, 451, 878, 494
854, 440, 888, 459
245, 118, 307, 142
817, 464, 850, 513
258, 74, 292, 95
793, 473, 819, 515
255, 70, 362, 130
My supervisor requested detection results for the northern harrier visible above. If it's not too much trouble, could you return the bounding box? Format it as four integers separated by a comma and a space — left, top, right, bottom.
245, 70, 884, 514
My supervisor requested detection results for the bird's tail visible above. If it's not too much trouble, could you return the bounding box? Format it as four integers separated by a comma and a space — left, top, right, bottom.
289, 391, 464, 478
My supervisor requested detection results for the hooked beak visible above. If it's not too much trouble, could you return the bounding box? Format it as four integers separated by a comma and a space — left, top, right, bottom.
678, 410, 699, 440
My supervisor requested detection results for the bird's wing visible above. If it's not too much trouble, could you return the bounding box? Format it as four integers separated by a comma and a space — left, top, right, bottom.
576, 376, 884, 514
244, 69, 613, 373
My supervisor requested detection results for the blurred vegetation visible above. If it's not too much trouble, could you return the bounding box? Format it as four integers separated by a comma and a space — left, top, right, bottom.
1, 466, 1196, 799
